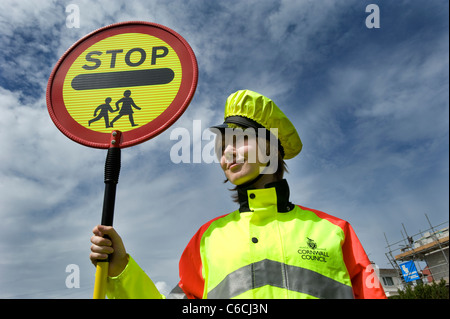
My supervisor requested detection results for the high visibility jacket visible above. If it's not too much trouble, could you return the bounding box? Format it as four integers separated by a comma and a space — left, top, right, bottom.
106, 179, 386, 299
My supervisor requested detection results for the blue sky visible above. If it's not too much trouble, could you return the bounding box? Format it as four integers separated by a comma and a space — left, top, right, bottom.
0, 0, 448, 298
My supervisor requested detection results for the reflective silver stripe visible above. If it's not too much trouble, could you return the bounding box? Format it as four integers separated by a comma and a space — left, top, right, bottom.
207, 259, 354, 299
167, 284, 188, 299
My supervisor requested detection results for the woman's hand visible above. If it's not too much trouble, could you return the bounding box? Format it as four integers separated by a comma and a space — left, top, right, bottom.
90, 225, 128, 277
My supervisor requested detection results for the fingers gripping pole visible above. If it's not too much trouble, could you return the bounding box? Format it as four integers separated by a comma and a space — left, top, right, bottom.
93, 131, 122, 299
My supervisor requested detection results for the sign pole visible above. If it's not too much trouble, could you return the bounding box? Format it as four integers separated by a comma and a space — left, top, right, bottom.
93, 130, 122, 299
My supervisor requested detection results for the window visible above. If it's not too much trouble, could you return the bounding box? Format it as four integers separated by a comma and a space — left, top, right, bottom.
382, 276, 394, 286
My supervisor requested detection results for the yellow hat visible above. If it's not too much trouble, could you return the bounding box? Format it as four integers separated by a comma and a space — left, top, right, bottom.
211, 89, 302, 159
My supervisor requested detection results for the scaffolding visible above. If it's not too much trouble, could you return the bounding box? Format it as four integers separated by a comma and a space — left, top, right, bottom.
384, 214, 449, 287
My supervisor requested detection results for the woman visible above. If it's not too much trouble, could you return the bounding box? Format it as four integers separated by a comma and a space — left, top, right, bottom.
90, 89, 386, 299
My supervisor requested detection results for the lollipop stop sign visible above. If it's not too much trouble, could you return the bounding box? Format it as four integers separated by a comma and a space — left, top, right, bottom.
47, 21, 197, 148
46, 21, 198, 299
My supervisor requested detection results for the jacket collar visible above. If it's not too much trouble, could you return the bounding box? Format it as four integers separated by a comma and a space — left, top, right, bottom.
237, 179, 295, 213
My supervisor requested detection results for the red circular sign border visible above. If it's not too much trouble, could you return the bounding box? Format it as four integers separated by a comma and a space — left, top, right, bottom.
46, 21, 198, 149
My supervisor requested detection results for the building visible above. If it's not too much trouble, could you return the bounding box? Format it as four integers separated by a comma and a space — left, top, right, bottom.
384, 216, 449, 297
394, 227, 449, 283
377, 267, 403, 297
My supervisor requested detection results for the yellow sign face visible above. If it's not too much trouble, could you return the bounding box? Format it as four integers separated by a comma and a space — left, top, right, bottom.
63, 33, 182, 133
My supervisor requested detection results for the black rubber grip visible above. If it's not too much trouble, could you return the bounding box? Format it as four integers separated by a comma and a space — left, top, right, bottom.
104, 147, 121, 184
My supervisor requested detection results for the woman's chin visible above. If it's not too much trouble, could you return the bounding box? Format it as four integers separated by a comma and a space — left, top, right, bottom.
228, 173, 259, 186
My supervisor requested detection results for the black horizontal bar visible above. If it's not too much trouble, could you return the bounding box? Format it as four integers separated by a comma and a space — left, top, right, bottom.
71, 68, 174, 90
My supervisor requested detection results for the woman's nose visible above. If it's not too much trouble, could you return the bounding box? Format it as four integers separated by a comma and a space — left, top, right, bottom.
223, 145, 235, 163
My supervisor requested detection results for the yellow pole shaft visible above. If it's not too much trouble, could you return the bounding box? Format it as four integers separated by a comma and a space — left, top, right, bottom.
93, 261, 109, 299
94, 133, 121, 299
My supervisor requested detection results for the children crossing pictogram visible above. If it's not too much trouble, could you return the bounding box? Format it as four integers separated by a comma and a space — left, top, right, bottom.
88, 97, 115, 128
110, 90, 141, 127
88, 90, 142, 129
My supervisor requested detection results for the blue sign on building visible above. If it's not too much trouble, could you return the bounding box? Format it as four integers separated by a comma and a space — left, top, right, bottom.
399, 260, 420, 282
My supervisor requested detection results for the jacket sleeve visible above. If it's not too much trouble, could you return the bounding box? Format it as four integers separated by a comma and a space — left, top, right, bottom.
342, 223, 387, 299
106, 255, 165, 299
175, 224, 208, 299
174, 214, 228, 299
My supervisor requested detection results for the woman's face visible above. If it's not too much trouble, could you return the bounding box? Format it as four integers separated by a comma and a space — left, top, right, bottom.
218, 130, 266, 185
